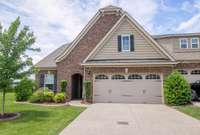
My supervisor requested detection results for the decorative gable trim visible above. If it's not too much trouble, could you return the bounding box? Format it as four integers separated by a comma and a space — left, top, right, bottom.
83, 12, 175, 63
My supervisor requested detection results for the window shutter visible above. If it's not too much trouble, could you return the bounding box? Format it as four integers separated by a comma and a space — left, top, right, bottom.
117, 35, 121, 52
40, 74, 45, 87
54, 75, 57, 91
130, 35, 134, 51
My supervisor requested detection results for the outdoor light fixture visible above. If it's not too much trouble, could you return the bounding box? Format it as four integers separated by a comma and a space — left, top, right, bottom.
125, 68, 128, 73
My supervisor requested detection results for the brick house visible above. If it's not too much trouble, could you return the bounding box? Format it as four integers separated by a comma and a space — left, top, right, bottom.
35, 5, 200, 104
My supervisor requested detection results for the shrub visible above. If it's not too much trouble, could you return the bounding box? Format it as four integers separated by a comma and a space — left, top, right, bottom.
164, 70, 191, 105
29, 87, 54, 103
54, 93, 66, 103
15, 78, 36, 101
29, 89, 44, 103
60, 80, 67, 93
84, 81, 92, 101
44, 91, 54, 102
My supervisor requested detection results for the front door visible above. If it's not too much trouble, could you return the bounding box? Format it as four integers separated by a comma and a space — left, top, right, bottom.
72, 74, 83, 99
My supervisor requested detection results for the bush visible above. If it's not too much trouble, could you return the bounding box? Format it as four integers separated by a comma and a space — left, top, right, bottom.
61, 80, 67, 93
15, 78, 36, 101
29, 87, 54, 103
54, 93, 66, 103
44, 91, 54, 102
84, 81, 92, 101
164, 70, 191, 105
29, 89, 44, 103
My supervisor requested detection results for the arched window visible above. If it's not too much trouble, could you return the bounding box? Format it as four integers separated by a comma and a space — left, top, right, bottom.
145, 74, 160, 80
111, 74, 125, 80
95, 74, 109, 80
191, 70, 200, 75
178, 69, 188, 75
128, 74, 142, 80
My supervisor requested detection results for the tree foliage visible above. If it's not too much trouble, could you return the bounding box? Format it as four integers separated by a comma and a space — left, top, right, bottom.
60, 80, 67, 93
164, 70, 191, 105
0, 17, 39, 114
84, 81, 92, 102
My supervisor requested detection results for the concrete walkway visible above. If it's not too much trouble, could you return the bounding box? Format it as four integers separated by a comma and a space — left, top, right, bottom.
59, 103, 200, 135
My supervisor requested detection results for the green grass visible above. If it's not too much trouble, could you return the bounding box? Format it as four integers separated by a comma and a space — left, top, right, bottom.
0, 92, 85, 135
175, 105, 200, 120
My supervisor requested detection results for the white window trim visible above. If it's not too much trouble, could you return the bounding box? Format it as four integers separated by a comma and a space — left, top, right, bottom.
121, 34, 131, 52
191, 37, 199, 49
44, 74, 54, 85
179, 38, 188, 49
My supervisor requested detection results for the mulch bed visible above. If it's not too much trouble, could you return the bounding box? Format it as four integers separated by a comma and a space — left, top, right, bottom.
0, 113, 20, 121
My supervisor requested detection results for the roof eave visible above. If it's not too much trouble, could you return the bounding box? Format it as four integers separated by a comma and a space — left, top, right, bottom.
81, 62, 178, 67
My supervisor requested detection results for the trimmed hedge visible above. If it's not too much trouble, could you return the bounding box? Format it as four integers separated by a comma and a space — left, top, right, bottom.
29, 87, 54, 103
164, 70, 191, 105
29, 87, 67, 103
54, 93, 66, 103
60, 80, 67, 93
84, 81, 92, 101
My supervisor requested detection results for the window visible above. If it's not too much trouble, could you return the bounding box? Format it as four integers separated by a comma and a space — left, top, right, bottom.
44, 74, 54, 90
180, 39, 188, 48
111, 74, 125, 80
191, 38, 199, 48
128, 74, 142, 80
145, 74, 160, 80
191, 70, 200, 75
178, 69, 188, 75
121, 35, 130, 52
95, 74, 109, 80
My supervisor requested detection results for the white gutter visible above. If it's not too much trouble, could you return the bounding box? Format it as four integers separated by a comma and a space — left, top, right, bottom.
81, 62, 178, 67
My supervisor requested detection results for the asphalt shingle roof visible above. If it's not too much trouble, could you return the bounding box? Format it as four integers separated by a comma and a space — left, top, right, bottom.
35, 43, 70, 68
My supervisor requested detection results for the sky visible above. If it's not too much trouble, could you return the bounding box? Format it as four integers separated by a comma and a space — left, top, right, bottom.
0, 0, 200, 64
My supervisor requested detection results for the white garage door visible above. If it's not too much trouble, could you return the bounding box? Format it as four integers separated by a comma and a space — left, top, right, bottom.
93, 73, 162, 104
179, 69, 200, 83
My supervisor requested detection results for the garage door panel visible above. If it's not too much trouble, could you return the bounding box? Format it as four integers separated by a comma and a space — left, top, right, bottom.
93, 73, 162, 104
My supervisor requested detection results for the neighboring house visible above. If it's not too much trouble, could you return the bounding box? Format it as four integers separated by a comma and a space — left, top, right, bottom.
35, 5, 200, 104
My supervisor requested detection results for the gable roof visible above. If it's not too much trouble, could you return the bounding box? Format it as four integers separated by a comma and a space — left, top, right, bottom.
82, 12, 175, 64
35, 44, 70, 69
55, 6, 123, 62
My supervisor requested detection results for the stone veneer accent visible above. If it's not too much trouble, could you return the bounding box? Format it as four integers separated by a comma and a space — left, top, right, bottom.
56, 13, 121, 99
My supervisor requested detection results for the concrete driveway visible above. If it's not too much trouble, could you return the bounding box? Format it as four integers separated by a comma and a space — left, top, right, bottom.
59, 104, 200, 135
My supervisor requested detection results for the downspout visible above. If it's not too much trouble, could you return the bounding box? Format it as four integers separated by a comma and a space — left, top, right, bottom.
82, 66, 86, 100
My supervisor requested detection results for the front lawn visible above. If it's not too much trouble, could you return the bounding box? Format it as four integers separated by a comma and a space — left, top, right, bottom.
175, 105, 200, 120
0, 92, 85, 135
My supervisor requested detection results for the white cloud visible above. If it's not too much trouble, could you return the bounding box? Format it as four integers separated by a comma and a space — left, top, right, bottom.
181, 1, 194, 13
160, 0, 177, 12
177, 0, 200, 32
0, 0, 159, 63
176, 14, 200, 32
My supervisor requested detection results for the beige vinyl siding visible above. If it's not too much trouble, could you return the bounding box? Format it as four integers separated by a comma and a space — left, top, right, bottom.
90, 18, 167, 60
156, 37, 200, 60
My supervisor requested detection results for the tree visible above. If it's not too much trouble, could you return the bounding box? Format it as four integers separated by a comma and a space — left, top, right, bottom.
0, 17, 39, 115
164, 70, 191, 105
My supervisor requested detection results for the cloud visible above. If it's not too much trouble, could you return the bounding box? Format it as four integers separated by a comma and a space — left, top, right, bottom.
176, 14, 200, 32
177, 0, 200, 32
160, 0, 177, 12
181, 1, 194, 13
0, 0, 159, 63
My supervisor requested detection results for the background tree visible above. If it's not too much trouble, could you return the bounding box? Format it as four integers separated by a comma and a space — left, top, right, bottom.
0, 17, 39, 115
